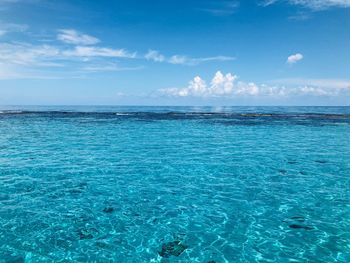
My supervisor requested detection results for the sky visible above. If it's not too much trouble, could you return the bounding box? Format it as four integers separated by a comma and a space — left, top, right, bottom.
0, 0, 350, 106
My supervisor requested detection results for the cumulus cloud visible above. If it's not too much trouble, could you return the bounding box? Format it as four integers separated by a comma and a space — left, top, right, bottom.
57, 29, 100, 45
145, 50, 165, 62
160, 71, 350, 98
161, 71, 244, 97
287, 53, 303, 64
262, 0, 350, 10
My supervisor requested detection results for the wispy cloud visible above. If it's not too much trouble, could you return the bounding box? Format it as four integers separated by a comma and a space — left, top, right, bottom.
57, 29, 100, 45
0, 0, 40, 10
0, 22, 28, 36
145, 50, 165, 62
0, 41, 137, 79
143, 50, 235, 65
271, 78, 350, 89
288, 12, 311, 20
260, 0, 278, 7
200, 1, 239, 16
262, 0, 350, 10
62, 46, 136, 58
82, 63, 143, 72
0, 43, 60, 66
0, 26, 236, 79
168, 55, 188, 65
287, 53, 303, 64
160, 71, 350, 98
168, 55, 235, 65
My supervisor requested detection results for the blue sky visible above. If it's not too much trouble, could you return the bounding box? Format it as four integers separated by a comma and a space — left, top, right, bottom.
0, 0, 350, 105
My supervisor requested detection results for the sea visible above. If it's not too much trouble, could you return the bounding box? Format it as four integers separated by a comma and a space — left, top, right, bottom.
0, 106, 349, 262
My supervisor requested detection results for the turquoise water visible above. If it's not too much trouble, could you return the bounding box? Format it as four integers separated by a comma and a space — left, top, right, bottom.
0, 106, 349, 262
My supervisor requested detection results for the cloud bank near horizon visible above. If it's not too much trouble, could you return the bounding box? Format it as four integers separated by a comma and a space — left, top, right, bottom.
159, 71, 350, 99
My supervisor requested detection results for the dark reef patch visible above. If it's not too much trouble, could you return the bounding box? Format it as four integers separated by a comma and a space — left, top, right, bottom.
103, 207, 114, 213
158, 240, 188, 258
289, 224, 314, 230
278, 169, 287, 174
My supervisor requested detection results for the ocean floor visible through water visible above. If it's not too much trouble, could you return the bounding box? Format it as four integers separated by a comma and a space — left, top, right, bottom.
0, 106, 349, 262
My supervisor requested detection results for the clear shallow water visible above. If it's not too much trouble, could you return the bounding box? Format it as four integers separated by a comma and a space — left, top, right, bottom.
0, 106, 349, 262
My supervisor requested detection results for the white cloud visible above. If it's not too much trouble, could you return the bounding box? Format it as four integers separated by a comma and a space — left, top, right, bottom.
0, 22, 28, 36
62, 46, 136, 58
288, 12, 311, 20
82, 63, 143, 72
262, 0, 350, 10
144, 53, 235, 65
161, 71, 239, 97
0, 43, 136, 65
145, 50, 165, 62
272, 78, 350, 89
200, 1, 240, 16
261, 0, 278, 6
168, 55, 188, 65
0, 42, 138, 79
291, 0, 350, 10
0, 43, 60, 66
57, 29, 100, 45
168, 55, 235, 65
287, 53, 303, 64
160, 71, 350, 98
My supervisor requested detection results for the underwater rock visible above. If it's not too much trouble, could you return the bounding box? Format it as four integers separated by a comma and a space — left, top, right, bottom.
208, 261, 216, 263
283, 216, 314, 230
68, 188, 83, 194
279, 169, 287, 174
158, 240, 188, 258
299, 171, 307, 175
289, 224, 314, 230
103, 207, 114, 213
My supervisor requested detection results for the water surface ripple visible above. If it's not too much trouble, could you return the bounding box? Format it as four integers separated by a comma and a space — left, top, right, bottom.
0, 106, 349, 262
